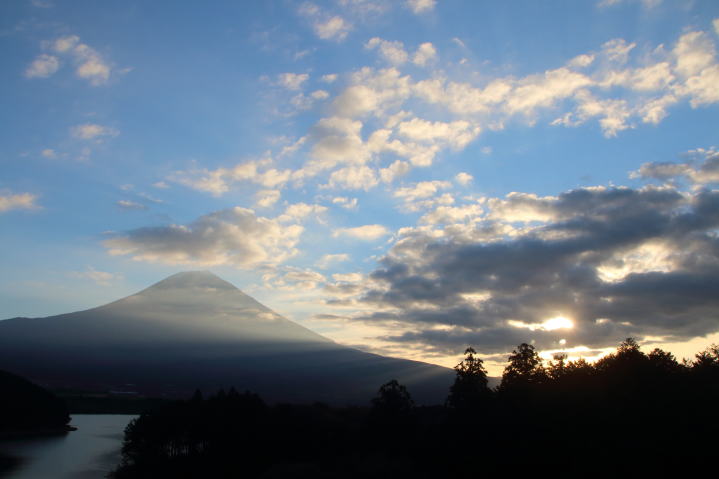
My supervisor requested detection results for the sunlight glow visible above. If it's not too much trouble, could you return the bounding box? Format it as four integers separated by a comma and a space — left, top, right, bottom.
542, 316, 574, 331
508, 315, 574, 331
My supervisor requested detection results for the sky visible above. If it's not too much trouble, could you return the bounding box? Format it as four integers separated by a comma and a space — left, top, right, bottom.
1, 0, 719, 374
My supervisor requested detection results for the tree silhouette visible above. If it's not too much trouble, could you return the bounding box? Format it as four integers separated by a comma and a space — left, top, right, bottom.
499, 343, 546, 393
446, 347, 491, 411
371, 379, 414, 417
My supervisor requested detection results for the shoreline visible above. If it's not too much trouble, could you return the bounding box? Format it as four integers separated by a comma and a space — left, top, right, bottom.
0, 425, 77, 441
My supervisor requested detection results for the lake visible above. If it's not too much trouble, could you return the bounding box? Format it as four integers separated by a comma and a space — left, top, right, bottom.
0, 415, 135, 479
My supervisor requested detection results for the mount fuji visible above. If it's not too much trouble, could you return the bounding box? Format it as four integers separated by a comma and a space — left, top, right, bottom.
0, 271, 453, 404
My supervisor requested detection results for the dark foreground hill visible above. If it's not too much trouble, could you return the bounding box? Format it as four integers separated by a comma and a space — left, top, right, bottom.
0, 369, 70, 436
0, 271, 452, 404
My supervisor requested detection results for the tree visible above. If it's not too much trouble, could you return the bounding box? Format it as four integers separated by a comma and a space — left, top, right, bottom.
547, 352, 568, 381
371, 379, 414, 419
446, 347, 492, 411
499, 343, 546, 393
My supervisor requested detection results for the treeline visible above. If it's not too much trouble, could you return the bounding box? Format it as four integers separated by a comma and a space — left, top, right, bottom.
111, 339, 719, 478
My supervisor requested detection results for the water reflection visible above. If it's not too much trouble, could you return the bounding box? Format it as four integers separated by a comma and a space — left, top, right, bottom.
0, 415, 135, 479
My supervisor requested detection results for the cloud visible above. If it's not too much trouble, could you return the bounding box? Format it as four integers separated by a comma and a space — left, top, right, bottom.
315, 16, 352, 41
331, 196, 359, 210
393, 180, 452, 203
598, 0, 661, 8
71, 123, 119, 141
0, 192, 39, 212
170, 160, 292, 196
396, 117, 481, 148
344, 175, 719, 356
332, 272, 364, 282
104, 207, 303, 267
25, 54, 59, 78
455, 172, 473, 186
68, 267, 121, 286
317, 253, 350, 269
631, 147, 719, 185
327, 165, 379, 190
405, 0, 436, 14
43, 35, 113, 85
412, 42, 437, 67
41, 149, 57, 159
299, 3, 352, 41
365, 37, 409, 65
116, 200, 147, 211
265, 267, 327, 291
333, 224, 390, 240
278, 202, 328, 223
277, 72, 309, 90
254, 189, 281, 208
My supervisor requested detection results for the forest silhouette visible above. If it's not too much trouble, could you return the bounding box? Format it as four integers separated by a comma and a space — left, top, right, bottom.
110, 339, 719, 478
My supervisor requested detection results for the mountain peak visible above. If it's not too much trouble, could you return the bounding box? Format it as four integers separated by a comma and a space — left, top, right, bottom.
144, 270, 238, 292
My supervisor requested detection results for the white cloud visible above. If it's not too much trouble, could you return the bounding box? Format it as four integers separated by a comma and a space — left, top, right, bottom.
455, 172, 473, 186
41, 148, 57, 159
105, 207, 303, 267
379, 160, 411, 183
332, 272, 364, 282
52, 35, 79, 53
412, 42, 437, 67
365, 37, 409, 65
278, 202, 328, 223
315, 16, 352, 41
170, 160, 292, 196
714, 18, 719, 36
568, 54, 595, 68
25, 54, 59, 78
397, 117, 481, 149
277, 72, 309, 90
333, 224, 389, 240
406, 0, 436, 14
0, 192, 39, 212
598, 0, 661, 8
505, 67, 592, 116
601, 38, 636, 64
394, 180, 452, 203
254, 189, 281, 208
332, 196, 359, 209
327, 165, 379, 190
68, 267, 121, 286
299, 4, 352, 41
332, 67, 412, 118
117, 200, 147, 210
317, 253, 350, 269
50, 35, 112, 86
269, 267, 327, 291
322, 73, 338, 83
71, 123, 119, 141
311, 90, 330, 100
307, 116, 367, 172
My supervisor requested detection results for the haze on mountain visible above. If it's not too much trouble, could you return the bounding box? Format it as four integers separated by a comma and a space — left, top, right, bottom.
0, 271, 452, 404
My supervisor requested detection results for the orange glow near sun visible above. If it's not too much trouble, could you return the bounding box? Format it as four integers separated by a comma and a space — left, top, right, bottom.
541, 316, 574, 331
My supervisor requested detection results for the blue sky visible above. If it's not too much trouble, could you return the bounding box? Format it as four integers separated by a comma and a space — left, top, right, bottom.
2, 0, 719, 373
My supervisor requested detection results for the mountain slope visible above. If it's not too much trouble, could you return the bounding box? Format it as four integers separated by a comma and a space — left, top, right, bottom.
0, 271, 453, 404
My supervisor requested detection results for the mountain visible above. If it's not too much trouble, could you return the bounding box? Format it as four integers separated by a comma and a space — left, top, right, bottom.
0, 271, 453, 404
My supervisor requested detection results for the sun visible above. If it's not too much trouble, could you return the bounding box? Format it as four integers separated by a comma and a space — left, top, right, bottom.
541, 316, 574, 331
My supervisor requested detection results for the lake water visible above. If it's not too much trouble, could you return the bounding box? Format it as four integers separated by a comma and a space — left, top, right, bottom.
0, 415, 136, 479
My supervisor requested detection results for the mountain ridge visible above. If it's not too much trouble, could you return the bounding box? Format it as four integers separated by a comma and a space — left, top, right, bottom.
0, 271, 453, 404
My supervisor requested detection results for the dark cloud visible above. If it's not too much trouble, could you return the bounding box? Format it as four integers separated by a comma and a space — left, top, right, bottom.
350, 163, 719, 356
